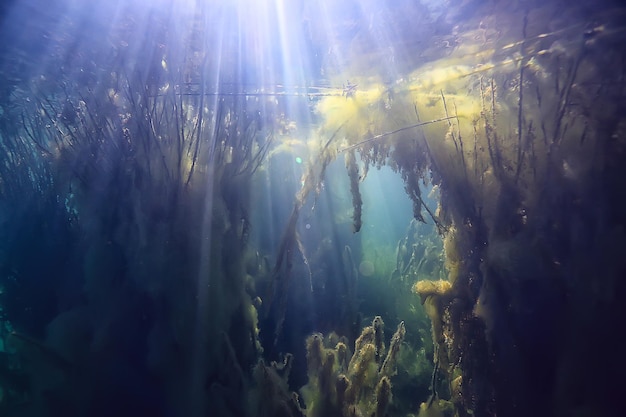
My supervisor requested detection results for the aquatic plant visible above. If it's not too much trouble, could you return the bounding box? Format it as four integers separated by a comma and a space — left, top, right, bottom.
0, 3, 284, 415
301, 317, 406, 417
1, 1, 625, 416
345, 149, 363, 233
305, 3, 626, 416
249, 354, 305, 417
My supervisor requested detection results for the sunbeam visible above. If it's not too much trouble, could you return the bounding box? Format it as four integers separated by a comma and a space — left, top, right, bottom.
2, 1, 626, 416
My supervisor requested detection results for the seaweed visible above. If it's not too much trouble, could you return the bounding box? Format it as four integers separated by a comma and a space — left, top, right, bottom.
301, 317, 406, 417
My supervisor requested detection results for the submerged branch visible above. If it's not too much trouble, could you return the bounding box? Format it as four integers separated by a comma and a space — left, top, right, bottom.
338, 116, 456, 153
420, 198, 448, 234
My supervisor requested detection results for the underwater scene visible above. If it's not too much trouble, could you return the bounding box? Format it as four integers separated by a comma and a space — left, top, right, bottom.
1, 0, 625, 416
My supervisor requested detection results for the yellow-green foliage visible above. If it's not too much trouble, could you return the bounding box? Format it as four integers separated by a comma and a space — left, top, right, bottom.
312, 56, 505, 231
442, 229, 461, 285
301, 317, 406, 417
374, 376, 392, 417
315, 85, 387, 143
413, 280, 452, 305
380, 320, 406, 379
417, 399, 455, 417
346, 342, 378, 403
412, 279, 454, 382
310, 4, 626, 417
311, 13, 570, 231
306, 333, 325, 379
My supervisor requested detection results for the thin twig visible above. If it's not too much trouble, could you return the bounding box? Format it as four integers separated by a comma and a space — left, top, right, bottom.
452, 99, 468, 182
440, 90, 459, 153
338, 116, 456, 153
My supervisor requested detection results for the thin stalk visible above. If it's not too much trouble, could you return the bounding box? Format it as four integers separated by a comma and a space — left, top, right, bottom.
338, 116, 456, 153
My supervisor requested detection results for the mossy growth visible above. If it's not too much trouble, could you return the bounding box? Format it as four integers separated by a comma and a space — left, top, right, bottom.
249, 354, 306, 417
417, 398, 455, 417
301, 317, 406, 417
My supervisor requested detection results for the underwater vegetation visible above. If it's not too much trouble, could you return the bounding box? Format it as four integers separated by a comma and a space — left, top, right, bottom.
299, 317, 406, 417
1, 0, 626, 417
289, 1, 626, 416
1, 2, 275, 415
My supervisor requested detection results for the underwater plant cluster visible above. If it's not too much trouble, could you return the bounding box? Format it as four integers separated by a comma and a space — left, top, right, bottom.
1, 0, 626, 417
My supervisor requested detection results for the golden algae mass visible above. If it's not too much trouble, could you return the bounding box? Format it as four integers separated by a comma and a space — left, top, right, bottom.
300, 317, 406, 417
315, 84, 386, 141
413, 279, 452, 303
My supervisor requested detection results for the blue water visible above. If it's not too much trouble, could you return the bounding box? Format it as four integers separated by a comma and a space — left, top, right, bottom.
1, 1, 625, 416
